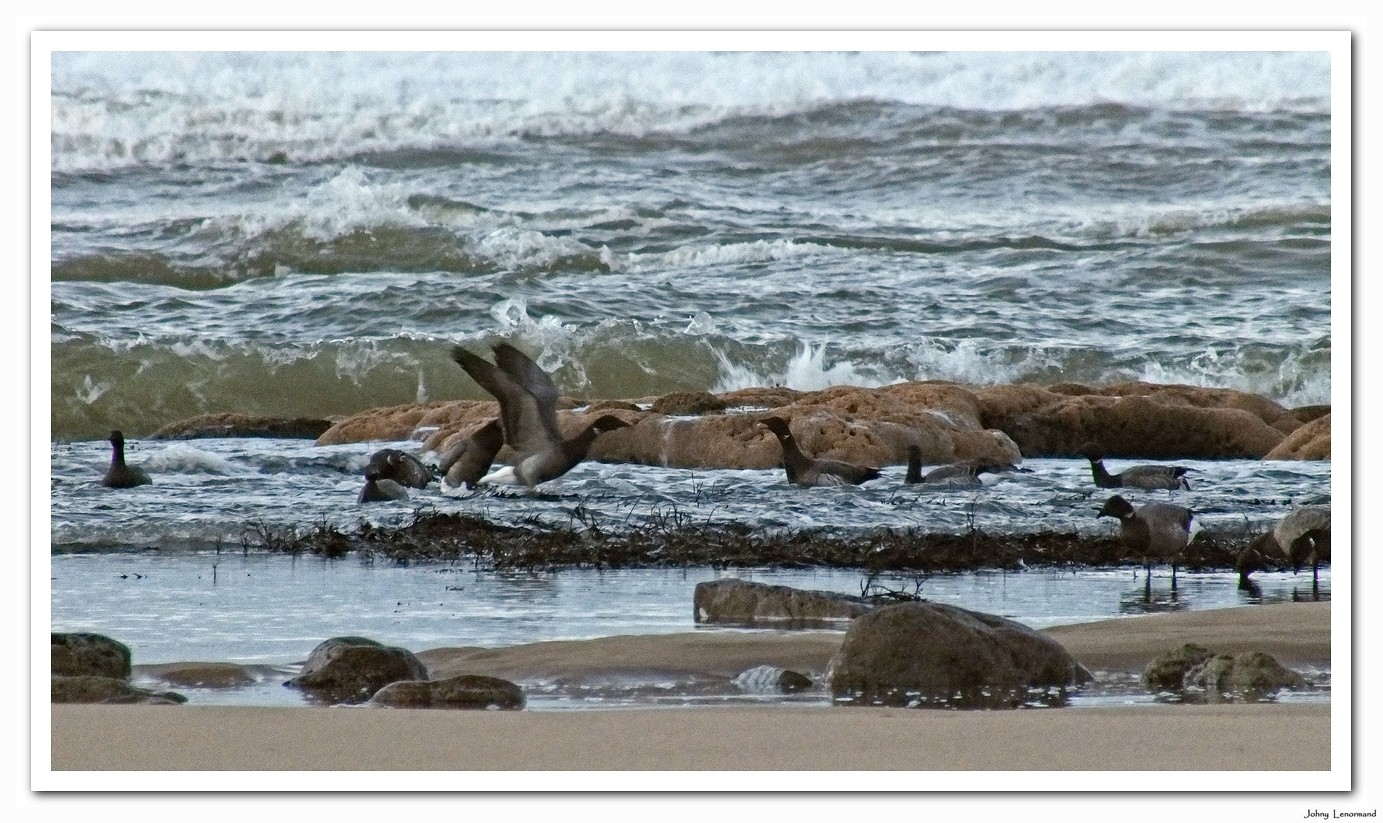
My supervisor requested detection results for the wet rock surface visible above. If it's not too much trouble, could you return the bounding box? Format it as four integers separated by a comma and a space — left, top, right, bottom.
1265, 414, 1330, 460
52, 632, 131, 679
286, 636, 429, 704
151, 413, 332, 440
51, 675, 188, 705
369, 674, 526, 710
826, 601, 1092, 709
693, 578, 876, 624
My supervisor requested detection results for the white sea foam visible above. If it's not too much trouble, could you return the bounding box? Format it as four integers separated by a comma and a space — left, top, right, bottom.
139, 443, 249, 475
51, 51, 1330, 173
711, 342, 900, 393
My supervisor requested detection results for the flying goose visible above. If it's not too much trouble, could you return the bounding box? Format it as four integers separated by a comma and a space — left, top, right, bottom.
758, 416, 881, 487
450, 343, 629, 488
905, 446, 1022, 486
436, 419, 504, 491
1097, 494, 1194, 591
1080, 444, 1191, 490
1236, 505, 1331, 587
364, 448, 433, 489
101, 430, 152, 488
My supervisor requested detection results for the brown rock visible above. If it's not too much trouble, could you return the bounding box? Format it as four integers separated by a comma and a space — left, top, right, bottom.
51, 675, 186, 705
651, 391, 727, 416
1265, 414, 1330, 460
287, 637, 429, 703
136, 662, 258, 688
827, 601, 1092, 708
151, 413, 331, 440
368, 680, 436, 708
1142, 643, 1216, 691
1290, 405, 1332, 424
693, 578, 874, 624
52, 632, 130, 680
1183, 652, 1309, 697
430, 674, 526, 710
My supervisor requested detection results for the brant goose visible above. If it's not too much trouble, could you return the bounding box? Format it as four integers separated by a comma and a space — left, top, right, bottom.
437, 419, 504, 491
904, 446, 1022, 486
364, 448, 432, 489
101, 430, 152, 488
758, 416, 881, 487
450, 343, 629, 488
1097, 494, 1193, 591
1236, 505, 1331, 587
1080, 444, 1191, 490
358, 470, 409, 503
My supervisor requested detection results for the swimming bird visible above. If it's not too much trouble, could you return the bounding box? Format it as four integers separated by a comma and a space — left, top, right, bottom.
758, 416, 881, 487
1097, 494, 1194, 591
101, 430, 152, 488
904, 446, 1022, 486
358, 470, 409, 503
364, 448, 432, 489
436, 419, 504, 491
1080, 444, 1191, 490
1236, 505, 1331, 587
449, 343, 630, 488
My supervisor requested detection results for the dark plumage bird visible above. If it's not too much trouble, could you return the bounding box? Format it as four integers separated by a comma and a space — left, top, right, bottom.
904, 446, 1021, 486
1236, 505, 1331, 587
364, 448, 432, 489
1097, 494, 1194, 591
436, 419, 505, 491
758, 416, 881, 487
1080, 444, 1191, 490
450, 343, 630, 489
358, 470, 409, 503
101, 430, 152, 488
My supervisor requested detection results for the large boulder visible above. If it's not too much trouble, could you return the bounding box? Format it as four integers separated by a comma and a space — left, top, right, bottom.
1183, 652, 1309, 698
52, 632, 131, 680
369, 674, 525, 710
693, 578, 875, 624
287, 637, 428, 703
1265, 414, 1330, 460
827, 601, 1091, 708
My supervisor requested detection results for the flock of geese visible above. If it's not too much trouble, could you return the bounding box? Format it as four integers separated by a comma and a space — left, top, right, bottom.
99, 342, 1331, 594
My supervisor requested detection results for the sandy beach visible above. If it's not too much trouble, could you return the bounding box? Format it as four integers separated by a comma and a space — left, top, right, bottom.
47, 601, 1333, 775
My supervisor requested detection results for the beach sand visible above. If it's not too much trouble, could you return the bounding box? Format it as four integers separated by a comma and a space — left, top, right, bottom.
48, 601, 1331, 773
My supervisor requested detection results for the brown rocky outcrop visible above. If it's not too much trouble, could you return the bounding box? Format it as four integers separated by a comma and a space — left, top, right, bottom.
286, 636, 429, 703
651, 391, 727, 416
51, 675, 187, 705
693, 578, 875, 624
369, 674, 526, 710
827, 601, 1092, 708
1265, 414, 1330, 460
52, 632, 131, 680
152, 413, 331, 440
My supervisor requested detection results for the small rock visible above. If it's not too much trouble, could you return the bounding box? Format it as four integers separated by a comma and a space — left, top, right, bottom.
52, 675, 186, 705
1183, 652, 1309, 698
1143, 643, 1216, 691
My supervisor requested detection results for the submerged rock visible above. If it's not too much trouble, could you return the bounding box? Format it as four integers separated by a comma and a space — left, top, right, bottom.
152, 413, 332, 440
370, 674, 525, 710
693, 578, 875, 624
1142, 643, 1216, 691
52, 632, 131, 680
287, 636, 429, 704
827, 601, 1092, 709
51, 675, 187, 705
1182, 651, 1309, 698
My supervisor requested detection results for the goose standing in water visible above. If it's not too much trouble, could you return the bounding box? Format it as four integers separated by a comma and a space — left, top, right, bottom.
758, 416, 881, 487
364, 448, 433, 489
358, 469, 409, 503
1097, 494, 1194, 593
436, 419, 504, 491
101, 430, 152, 488
904, 446, 1022, 486
1236, 505, 1331, 588
450, 344, 629, 489
1080, 444, 1191, 490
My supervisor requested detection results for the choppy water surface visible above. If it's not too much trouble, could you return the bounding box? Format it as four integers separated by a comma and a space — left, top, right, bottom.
47, 50, 1334, 711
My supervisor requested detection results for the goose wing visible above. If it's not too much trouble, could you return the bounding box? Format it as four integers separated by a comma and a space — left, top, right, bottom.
451, 345, 559, 456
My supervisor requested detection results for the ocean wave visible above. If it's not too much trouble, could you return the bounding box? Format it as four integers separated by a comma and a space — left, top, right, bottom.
51, 51, 1330, 173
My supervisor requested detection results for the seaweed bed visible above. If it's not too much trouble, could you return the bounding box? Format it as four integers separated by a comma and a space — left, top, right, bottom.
242, 508, 1268, 576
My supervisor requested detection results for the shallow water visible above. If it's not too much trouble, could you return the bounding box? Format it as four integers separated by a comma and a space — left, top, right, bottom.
50, 554, 1330, 709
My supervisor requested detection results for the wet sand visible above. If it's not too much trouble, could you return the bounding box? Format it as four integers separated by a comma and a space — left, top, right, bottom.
48, 601, 1332, 773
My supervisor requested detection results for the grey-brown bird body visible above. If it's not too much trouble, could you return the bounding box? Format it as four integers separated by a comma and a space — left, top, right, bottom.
450, 344, 629, 488
101, 430, 152, 488
1237, 505, 1331, 583
1081, 444, 1191, 490
364, 448, 432, 489
1098, 494, 1193, 589
358, 472, 409, 503
905, 446, 1018, 486
759, 416, 881, 487
437, 419, 504, 490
